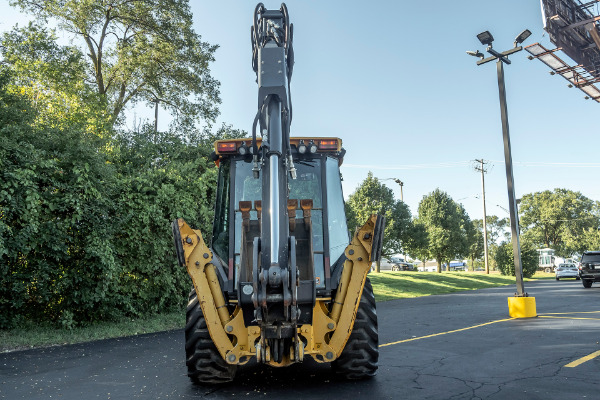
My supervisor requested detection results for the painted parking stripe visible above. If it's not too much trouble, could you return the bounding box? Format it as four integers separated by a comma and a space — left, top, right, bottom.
564, 350, 600, 368
539, 316, 600, 321
380, 318, 515, 348
539, 311, 600, 315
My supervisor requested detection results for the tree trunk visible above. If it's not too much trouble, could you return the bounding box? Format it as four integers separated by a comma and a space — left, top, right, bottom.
436, 257, 442, 273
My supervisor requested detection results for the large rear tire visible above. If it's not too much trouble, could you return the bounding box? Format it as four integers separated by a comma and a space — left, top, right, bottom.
582, 279, 593, 289
185, 288, 236, 384
332, 278, 378, 379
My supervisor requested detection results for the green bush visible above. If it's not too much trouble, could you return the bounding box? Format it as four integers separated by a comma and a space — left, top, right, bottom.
495, 241, 538, 279
0, 68, 222, 328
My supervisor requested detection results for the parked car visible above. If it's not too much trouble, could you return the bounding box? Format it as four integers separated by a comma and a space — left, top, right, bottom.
371, 256, 415, 271
578, 251, 600, 288
555, 263, 579, 280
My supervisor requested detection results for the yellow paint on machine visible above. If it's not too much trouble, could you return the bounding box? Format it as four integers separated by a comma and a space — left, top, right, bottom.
175, 215, 380, 367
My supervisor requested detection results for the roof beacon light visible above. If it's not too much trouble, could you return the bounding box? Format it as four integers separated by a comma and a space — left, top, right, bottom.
319, 139, 338, 150
217, 141, 237, 153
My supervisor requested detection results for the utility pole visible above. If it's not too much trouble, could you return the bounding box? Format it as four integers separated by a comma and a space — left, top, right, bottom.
474, 159, 490, 274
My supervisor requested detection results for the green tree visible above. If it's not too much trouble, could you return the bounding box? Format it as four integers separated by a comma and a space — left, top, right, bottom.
403, 221, 429, 269
10, 0, 220, 130
495, 241, 538, 279
0, 66, 119, 328
485, 215, 509, 244
1, 23, 111, 135
519, 189, 600, 255
414, 189, 468, 273
478, 215, 509, 271
581, 228, 600, 250
345, 172, 411, 272
0, 63, 236, 328
468, 219, 485, 269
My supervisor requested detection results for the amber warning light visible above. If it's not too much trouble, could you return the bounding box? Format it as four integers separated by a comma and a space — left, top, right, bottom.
318, 140, 338, 150
217, 142, 237, 153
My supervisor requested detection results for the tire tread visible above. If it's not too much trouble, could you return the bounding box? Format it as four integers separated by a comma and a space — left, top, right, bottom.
185, 288, 236, 384
332, 278, 379, 379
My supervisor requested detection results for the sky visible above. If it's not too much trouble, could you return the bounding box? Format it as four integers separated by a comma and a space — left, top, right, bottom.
2, 0, 600, 222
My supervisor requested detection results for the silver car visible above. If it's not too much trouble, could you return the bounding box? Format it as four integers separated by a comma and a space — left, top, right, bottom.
371, 256, 414, 271
555, 263, 580, 280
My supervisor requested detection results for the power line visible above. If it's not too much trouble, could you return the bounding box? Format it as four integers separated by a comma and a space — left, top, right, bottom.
343, 161, 473, 170
490, 160, 600, 167
345, 160, 600, 171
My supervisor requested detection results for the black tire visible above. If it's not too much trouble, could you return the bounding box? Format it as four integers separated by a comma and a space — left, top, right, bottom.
185, 288, 236, 384
332, 278, 378, 379
556, 277, 559, 281
582, 279, 593, 289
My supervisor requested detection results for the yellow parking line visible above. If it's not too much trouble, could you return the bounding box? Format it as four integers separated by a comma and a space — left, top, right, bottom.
565, 350, 600, 368
539, 316, 600, 321
380, 318, 515, 348
539, 311, 600, 315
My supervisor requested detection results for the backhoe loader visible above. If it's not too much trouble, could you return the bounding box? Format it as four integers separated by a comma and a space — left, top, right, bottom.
172, 3, 384, 384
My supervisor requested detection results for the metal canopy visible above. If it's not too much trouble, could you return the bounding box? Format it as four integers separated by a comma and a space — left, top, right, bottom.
528, 0, 600, 102
526, 42, 600, 101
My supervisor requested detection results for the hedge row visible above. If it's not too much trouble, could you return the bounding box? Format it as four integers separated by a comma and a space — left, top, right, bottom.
0, 70, 218, 328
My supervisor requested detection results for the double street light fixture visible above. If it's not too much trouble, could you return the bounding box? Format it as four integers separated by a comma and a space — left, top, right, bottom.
467, 28, 536, 317
381, 178, 404, 202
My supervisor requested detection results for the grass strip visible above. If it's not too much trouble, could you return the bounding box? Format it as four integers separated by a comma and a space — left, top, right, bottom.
0, 310, 184, 353
369, 271, 551, 301
1, 271, 553, 352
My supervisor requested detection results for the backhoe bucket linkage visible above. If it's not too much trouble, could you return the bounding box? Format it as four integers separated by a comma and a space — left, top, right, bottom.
173, 214, 383, 367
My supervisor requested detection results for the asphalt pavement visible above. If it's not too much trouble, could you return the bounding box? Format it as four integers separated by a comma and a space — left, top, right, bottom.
2, 279, 600, 399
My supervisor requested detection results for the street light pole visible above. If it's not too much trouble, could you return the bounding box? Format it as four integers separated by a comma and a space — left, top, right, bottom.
496, 60, 525, 296
395, 179, 404, 202
467, 29, 534, 307
381, 178, 404, 202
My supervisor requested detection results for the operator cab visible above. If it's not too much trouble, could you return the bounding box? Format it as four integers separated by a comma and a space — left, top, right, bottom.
210, 137, 348, 306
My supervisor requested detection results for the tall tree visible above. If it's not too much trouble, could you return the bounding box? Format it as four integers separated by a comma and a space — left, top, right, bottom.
345, 172, 411, 271
10, 0, 220, 130
581, 228, 600, 251
1, 23, 111, 134
403, 221, 429, 269
485, 215, 510, 244
495, 241, 538, 279
414, 189, 468, 273
519, 189, 600, 255
468, 219, 485, 269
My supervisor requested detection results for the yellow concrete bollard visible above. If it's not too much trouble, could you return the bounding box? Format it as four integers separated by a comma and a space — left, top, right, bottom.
507, 296, 537, 318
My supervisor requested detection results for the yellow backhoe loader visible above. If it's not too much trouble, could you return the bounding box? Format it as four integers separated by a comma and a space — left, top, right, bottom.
172, 3, 384, 384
